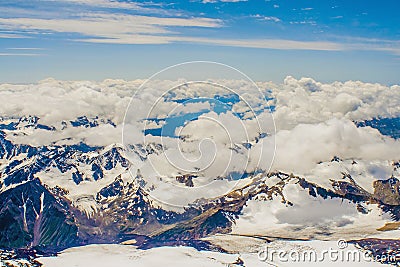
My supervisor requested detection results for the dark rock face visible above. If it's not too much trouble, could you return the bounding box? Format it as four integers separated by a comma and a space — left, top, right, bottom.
175, 174, 197, 187
0, 179, 78, 250
96, 176, 124, 200
153, 209, 235, 241
0, 248, 46, 267
373, 177, 400, 206
352, 239, 400, 265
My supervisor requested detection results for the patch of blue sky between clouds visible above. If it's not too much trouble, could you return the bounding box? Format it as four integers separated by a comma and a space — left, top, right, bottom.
144, 93, 274, 138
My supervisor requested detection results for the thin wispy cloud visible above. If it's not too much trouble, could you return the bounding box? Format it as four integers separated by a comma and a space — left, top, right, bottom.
178, 37, 344, 51
0, 33, 27, 39
0, 14, 222, 40
252, 14, 281, 22
0, 0, 398, 84
0, 0, 398, 56
7, 47, 44, 50
0, 53, 42, 56
49, 0, 179, 16
53, 0, 141, 9
1, 13, 399, 55
81, 34, 344, 51
201, 0, 247, 3
328, 36, 400, 55
289, 20, 317, 26
263, 16, 281, 22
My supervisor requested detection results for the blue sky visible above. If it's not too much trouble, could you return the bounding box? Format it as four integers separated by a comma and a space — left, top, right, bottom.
0, 0, 399, 84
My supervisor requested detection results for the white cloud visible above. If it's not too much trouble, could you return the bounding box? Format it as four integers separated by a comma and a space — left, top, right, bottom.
0, 33, 28, 38
179, 37, 343, 51
0, 14, 222, 41
252, 14, 281, 22
7, 47, 44, 50
83, 34, 398, 54
54, 0, 142, 9
1, 77, 400, 180
1, 9, 399, 54
271, 76, 400, 130
234, 182, 393, 241
0, 78, 135, 128
264, 16, 280, 22
201, 0, 247, 3
289, 20, 317, 26
262, 118, 400, 174
81, 36, 326, 50
0, 53, 42, 56
1, 1, 399, 55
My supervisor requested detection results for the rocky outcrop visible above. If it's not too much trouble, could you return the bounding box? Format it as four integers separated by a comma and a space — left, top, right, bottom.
0, 179, 78, 250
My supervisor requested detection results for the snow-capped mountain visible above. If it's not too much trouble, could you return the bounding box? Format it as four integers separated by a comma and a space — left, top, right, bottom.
1, 116, 399, 259
0, 77, 400, 266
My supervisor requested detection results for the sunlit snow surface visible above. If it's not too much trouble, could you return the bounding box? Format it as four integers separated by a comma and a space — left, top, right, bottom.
37, 243, 383, 267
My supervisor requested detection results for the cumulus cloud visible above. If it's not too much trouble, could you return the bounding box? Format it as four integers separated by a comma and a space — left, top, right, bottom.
0, 78, 135, 125
0, 78, 138, 146
249, 118, 400, 174
271, 76, 400, 130
245, 75, 400, 175
1, 77, 399, 183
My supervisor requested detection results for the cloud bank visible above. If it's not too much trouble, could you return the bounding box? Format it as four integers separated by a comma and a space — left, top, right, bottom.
0, 77, 399, 182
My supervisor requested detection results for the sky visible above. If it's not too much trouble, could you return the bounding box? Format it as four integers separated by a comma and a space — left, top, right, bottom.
0, 0, 399, 84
